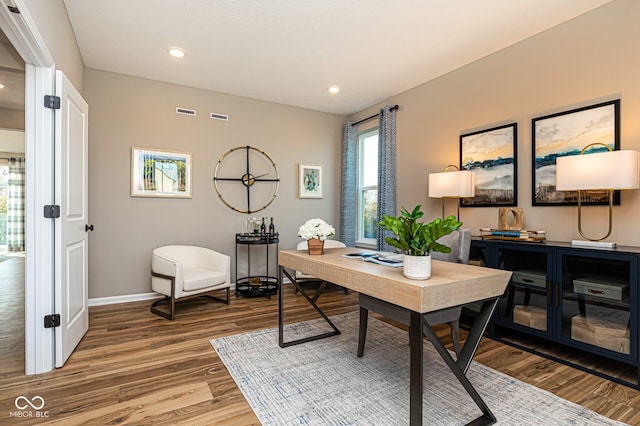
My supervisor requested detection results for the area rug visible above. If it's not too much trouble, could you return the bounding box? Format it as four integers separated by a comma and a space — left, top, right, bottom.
210, 312, 626, 425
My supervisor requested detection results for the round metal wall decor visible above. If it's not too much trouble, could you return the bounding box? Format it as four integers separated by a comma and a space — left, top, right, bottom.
213, 146, 280, 214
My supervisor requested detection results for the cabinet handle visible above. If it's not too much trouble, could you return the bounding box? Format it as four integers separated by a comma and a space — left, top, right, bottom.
555, 282, 559, 308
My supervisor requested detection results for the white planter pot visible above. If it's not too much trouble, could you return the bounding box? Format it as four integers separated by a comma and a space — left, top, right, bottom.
403, 254, 431, 280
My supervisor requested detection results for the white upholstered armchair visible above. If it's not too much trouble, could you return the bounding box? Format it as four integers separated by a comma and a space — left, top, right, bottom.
151, 245, 231, 320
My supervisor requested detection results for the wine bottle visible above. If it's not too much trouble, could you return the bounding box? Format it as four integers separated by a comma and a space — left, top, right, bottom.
260, 218, 266, 235
269, 217, 275, 236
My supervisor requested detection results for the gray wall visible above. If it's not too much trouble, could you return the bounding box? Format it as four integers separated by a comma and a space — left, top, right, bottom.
350, 0, 640, 246
85, 69, 344, 298
22, 0, 84, 91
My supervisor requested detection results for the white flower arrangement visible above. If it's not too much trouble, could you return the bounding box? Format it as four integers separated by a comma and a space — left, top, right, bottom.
298, 218, 335, 241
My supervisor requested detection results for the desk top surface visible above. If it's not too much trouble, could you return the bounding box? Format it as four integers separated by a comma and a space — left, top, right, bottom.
279, 248, 512, 313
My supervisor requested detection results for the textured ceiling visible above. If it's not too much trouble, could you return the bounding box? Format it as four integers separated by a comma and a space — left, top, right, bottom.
62, 1, 612, 115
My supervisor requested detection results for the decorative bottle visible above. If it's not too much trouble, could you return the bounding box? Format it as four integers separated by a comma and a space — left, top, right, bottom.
269, 217, 275, 236
260, 217, 266, 235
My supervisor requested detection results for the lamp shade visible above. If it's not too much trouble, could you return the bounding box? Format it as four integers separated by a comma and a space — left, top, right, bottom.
556, 150, 640, 191
428, 170, 475, 198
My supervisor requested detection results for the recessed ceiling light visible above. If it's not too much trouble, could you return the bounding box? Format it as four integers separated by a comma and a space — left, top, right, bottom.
168, 47, 185, 58
0, 83, 5, 89
328, 86, 340, 94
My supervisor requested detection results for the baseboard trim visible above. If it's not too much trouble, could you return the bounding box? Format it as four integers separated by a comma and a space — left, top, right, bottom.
88, 284, 245, 307
89, 292, 162, 307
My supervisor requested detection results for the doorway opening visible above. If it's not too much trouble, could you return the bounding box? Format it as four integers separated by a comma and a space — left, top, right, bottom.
0, 25, 26, 376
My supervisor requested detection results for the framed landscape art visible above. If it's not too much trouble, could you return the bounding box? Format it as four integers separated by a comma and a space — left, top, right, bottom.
532, 99, 620, 206
460, 123, 517, 207
131, 147, 192, 198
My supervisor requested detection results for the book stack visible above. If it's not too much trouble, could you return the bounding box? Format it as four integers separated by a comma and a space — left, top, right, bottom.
479, 228, 546, 242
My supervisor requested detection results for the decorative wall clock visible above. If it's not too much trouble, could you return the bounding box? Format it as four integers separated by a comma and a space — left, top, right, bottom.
213, 145, 280, 214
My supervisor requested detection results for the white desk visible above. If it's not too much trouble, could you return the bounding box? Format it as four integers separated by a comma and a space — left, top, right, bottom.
278, 248, 512, 425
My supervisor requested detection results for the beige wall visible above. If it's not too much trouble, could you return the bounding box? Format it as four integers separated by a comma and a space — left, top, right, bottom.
351, 0, 640, 246
0, 108, 24, 130
22, 0, 84, 90
85, 69, 344, 298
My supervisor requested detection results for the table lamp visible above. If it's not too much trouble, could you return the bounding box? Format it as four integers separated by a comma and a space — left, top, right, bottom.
428, 165, 475, 220
556, 144, 639, 248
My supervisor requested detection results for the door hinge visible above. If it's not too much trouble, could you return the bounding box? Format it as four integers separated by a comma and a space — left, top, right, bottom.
44, 205, 61, 219
44, 95, 60, 110
44, 314, 61, 328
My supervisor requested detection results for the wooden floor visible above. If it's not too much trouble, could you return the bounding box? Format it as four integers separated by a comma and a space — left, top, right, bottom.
1, 260, 639, 425
0, 254, 25, 384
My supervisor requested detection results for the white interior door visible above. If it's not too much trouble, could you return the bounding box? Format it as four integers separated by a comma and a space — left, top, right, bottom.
54, 70, 89, 367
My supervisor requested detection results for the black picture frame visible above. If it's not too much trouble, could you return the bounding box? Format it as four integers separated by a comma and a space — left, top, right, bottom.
532, 99, 620, 206
460, 123, 517, 207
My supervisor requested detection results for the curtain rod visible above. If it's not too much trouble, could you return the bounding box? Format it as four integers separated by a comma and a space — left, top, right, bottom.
351, 104, 399, 127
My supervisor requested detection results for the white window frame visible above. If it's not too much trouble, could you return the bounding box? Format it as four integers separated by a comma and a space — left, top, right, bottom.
356, 127, 378, 248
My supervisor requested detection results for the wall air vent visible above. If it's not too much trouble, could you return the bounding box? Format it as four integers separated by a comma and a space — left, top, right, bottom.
210, 112, 229, 121
176, 107, 196, 116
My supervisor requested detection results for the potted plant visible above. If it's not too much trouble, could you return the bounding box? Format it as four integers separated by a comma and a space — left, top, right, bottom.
298, 218, 335, 255
379, 205, 462, 279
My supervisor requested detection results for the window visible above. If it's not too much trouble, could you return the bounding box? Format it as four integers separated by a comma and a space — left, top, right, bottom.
357, 127, 379, 246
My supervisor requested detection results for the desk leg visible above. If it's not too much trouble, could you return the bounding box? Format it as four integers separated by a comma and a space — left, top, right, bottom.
409, 311, 424, 426
278, 265, 284, 346
422, 298, 499, 425
278, 266, 340, 348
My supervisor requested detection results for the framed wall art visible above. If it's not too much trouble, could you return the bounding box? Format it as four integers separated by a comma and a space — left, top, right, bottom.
131, 147, 192, 198
532, 99, 620, 206
460, 123, 517, 207
298, 163, 323, 198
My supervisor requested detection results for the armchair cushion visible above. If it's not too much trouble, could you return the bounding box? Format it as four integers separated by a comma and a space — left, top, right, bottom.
183, 268, 228, 292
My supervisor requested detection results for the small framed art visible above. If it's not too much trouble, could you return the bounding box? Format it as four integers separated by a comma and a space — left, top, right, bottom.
131, 147, 192, 198
298, 163, 323, 198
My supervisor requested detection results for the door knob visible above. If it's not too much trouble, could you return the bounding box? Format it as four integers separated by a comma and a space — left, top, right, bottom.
85, 224, 94, 232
